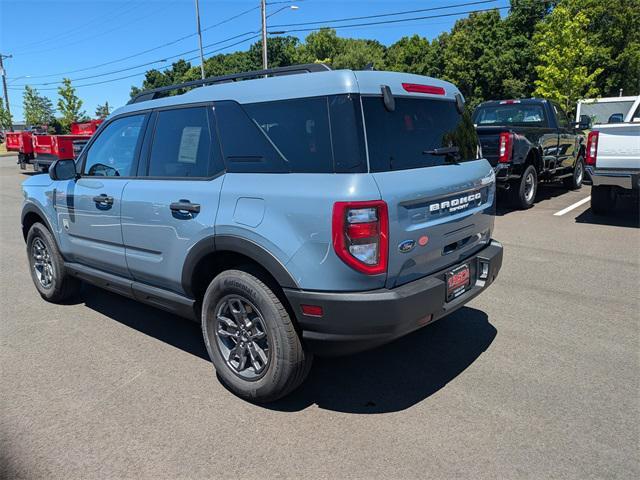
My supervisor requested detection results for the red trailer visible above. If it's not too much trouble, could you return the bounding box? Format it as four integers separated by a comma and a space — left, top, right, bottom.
29, 119, 103, 172
5, 131, 35, 167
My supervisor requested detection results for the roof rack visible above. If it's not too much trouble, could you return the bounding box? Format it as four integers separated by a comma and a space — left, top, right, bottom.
128, 63, 332, 104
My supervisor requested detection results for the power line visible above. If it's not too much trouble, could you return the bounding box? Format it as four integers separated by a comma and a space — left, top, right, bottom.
10, 3, 144, 54
269, 0, 497, 28
16, 5, 261, 80
269, 6, 509, 35
7, 34, 262, 91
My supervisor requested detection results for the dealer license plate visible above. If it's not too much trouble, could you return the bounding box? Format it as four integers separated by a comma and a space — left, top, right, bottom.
446, 263, 471, 301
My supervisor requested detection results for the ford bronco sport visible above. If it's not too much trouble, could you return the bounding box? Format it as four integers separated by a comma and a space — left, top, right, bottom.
21, 64, 503, 402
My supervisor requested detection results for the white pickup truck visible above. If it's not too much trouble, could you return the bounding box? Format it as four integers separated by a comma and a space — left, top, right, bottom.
585, 95, 640, 214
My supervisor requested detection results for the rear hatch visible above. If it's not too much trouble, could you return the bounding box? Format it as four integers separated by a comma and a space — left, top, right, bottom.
362, 95, 496, 288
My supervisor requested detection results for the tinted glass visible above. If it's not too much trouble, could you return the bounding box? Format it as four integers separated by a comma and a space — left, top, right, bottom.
215, 101, 287, 173
84, 114, 145, 176
474, 104, 546, 127
148, 107, 219, 177
244, 97, 333, 173
363, 97, 480, 172
328, 94, 367, 173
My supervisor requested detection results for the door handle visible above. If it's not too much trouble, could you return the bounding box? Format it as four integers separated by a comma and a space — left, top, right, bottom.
93, 194, 114, 205
170, 200, 201, 213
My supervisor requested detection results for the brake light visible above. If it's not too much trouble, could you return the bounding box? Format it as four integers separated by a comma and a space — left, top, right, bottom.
585, 131, 599, 166
402, 83, 446, 95
498, 132, 513, 163
332, 200, 388, 275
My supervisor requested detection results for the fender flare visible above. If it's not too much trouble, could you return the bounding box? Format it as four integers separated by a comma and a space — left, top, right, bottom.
21, 202, 55, 240
181, 235, 299, 298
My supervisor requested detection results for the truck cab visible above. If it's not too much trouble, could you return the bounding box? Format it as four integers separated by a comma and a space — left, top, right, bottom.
473, 99, 587, 209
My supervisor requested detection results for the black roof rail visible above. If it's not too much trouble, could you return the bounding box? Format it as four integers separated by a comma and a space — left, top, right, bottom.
128, 63, 332, 104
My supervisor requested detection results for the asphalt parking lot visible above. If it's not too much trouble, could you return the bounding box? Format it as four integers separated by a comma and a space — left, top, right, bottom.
1, 154, 638, 479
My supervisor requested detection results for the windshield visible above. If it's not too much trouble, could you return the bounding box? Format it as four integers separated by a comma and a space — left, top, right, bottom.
363, 97, 480, 172
474, 104, 547, 127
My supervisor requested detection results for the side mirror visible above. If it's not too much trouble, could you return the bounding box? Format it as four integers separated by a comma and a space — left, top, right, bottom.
576, 114, 592, 130
49, 159, 78, 181
607, 113, 624, 124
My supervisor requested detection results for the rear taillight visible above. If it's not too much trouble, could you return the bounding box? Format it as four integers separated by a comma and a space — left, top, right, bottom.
498, 132, 513, 163
585, 131, 599, 166
332, 201, 388, 275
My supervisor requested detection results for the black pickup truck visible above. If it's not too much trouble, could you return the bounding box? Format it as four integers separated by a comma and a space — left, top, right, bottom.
473, 99, 590, 208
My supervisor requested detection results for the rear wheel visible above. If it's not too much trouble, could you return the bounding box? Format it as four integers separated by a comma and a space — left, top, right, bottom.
26, 223, 81, 302
510, 164, 537, 209
201, 269, 312, 402
591, 185, 616, 214
563, 156, 584, 190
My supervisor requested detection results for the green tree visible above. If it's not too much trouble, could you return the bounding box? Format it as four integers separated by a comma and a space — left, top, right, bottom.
333, 38, 386, 70
130, 59, 193, 98
249, 36, 299, 68
296, 28, 342, 64
385, 35, 432, 75
533, 4, 604, 112
57, 78, 86, 132
0, 96, 12, 130
23, 85, 55, 126
95, 101, 111, 119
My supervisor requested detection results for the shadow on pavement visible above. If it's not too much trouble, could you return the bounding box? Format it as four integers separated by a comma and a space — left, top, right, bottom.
496, 183, 574, 216
574, 196, 639, 228
268, 307, 496, 413
81, 285, 496, 414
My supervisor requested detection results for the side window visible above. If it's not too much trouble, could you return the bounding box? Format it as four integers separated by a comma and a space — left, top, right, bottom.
83, 114, 145, 177
244, 97, 333, 173
147, 107, 221, 178
553, 105, 569, 128
214, 101, 287, 173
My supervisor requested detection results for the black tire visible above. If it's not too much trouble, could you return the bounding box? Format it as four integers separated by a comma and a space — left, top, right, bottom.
591, 185, 616, 215
201, 269, 312, 402
26, 223, 81, 302
563, 156, 584, 190
509, 164, 537, 209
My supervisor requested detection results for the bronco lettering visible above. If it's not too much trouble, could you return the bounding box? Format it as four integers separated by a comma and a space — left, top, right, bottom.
430, 192, 482, 213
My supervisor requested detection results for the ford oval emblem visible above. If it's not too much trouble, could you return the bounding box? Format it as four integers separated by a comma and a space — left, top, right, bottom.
398, 239, 416, 253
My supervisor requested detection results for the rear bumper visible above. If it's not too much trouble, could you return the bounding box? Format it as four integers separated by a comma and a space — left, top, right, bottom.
586, 166, 640, 190
284, 240, 503, 356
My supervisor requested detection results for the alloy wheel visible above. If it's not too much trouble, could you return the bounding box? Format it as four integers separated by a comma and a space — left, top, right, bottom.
32, 238, 54, 289
214, 295, 270, 380
524, 172, 535, 203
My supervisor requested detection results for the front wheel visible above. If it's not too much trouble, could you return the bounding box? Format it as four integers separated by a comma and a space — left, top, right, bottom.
201, 269, 312, 402
510, 165, 538, 209
26, 223, 81, 302
563, 156, 584, 190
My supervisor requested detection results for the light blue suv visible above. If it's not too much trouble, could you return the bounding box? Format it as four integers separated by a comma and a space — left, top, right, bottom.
21, 64, 503, 402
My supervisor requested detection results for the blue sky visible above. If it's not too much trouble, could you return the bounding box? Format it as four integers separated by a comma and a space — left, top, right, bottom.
1, 0, 510, 122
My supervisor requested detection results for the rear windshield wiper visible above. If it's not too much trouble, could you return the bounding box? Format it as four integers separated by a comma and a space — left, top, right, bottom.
423, 146, 460, 163
423, 146, 460, 156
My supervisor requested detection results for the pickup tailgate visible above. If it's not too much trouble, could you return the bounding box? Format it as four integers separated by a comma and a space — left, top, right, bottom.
475, 126, 505, 167
593, 123, 640, 170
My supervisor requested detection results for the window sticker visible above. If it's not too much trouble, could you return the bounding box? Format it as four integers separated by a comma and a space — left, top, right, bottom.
178, 126, 202, 164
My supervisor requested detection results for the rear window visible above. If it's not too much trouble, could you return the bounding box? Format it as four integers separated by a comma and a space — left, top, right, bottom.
363, 97, 480, 172
473, 104, 547, 127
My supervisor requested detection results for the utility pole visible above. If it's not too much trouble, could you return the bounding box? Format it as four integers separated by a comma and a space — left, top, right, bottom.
261, 0, 268, 70
0, 53, 13, 131
194, 0, 205, 79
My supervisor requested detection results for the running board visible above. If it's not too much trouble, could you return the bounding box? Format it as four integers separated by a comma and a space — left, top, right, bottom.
65, 262, 197, 321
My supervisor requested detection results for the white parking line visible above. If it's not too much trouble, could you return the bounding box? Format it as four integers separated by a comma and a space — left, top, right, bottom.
554, 196, 591, 216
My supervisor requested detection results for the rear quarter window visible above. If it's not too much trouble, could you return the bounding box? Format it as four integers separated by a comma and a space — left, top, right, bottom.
215, 95, 366, 174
